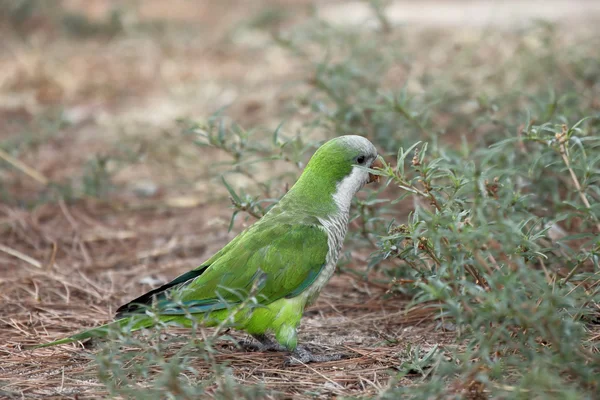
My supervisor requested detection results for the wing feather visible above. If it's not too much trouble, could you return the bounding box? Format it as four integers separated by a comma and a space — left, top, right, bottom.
116, 217, 328, 318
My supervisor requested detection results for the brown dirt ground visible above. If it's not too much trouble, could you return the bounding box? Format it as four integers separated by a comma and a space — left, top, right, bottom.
2, 1, 599, 398
1, 200, 448, 398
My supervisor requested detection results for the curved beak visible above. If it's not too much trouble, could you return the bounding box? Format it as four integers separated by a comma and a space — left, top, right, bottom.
367, 158, 384, 184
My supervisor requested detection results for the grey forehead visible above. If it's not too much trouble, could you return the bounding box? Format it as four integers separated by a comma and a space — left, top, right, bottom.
339, 135, 377, 156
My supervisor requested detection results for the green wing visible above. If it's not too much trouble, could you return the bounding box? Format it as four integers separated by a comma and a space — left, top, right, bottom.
116, 216, 329, 317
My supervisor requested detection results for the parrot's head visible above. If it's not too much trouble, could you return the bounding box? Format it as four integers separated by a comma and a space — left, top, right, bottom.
293, 135, 383, 214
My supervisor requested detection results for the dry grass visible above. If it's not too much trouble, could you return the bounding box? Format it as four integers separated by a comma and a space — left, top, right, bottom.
0, 199, 451, 398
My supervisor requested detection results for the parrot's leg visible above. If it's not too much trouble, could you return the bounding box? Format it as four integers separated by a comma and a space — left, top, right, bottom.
242, 335, 346, 364
241, 334, 287, 352
285, 345, 345, 365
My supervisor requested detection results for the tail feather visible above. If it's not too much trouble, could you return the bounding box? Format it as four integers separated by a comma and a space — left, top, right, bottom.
28, 316, 154, 350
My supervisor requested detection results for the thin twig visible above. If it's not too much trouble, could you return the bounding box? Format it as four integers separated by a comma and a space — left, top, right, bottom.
0, 244, 42, 268
0, 148, 49, 185
558, 141, 600, 232
289, 357, 345, 391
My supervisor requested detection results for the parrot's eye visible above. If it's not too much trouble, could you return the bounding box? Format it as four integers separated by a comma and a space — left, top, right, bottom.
356, 155, 366, 164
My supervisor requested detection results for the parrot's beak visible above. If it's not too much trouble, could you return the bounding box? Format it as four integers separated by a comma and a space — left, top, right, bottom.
367, 158, 384, 184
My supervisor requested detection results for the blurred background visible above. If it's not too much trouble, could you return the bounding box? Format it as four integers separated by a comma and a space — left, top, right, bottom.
1, 1, 599, 398
2, 0, 599, 204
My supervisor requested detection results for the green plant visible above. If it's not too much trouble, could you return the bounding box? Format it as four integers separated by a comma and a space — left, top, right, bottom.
190, 13, 600, 398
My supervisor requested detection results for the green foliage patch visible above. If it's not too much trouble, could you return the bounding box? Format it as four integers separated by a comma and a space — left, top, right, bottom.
175, 11, 600, 399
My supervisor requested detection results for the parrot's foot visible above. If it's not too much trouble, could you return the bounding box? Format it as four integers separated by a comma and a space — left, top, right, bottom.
285, 345, 345, 366
240, 334, 287, 353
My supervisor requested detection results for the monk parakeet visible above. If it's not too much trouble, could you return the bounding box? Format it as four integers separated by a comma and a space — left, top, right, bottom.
33, 135, 382, 363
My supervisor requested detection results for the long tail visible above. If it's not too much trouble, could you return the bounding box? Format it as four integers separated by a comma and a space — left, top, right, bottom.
29, 316, 155, 349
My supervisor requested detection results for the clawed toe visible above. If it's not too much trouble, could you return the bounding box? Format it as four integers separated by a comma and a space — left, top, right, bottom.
240, 335, 287, 353
240, 336, 346, 364
284, 345, 346, 366
240, 339, 261, 351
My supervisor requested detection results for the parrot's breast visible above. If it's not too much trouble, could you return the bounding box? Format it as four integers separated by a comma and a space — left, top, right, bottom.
302, 213, 348, 306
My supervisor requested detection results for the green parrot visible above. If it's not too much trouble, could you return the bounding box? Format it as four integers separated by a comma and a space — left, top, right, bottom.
32, 135, 382, 363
